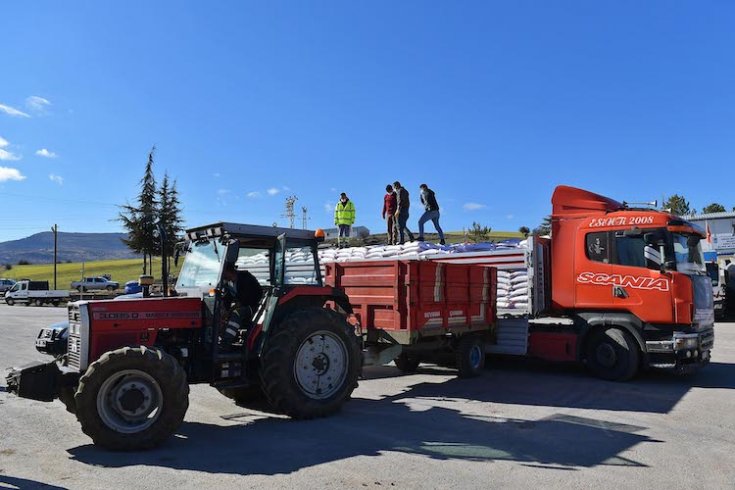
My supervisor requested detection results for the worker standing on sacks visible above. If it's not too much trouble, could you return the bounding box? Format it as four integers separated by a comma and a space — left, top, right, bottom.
417, 183, 446, 245
382, 184, 398, 245
334, 192, 356, 248
393, 181, 415, 245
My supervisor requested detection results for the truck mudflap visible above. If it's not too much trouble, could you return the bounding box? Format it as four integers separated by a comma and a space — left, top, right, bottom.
5, 360, 61, 402
646, 328, 714, 373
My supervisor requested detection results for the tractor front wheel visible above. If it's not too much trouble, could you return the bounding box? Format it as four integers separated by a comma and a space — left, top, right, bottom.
74, 346, 189, 450
260, 308, 360, 419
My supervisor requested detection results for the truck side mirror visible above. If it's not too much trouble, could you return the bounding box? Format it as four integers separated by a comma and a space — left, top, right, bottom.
225, 239, 239, 265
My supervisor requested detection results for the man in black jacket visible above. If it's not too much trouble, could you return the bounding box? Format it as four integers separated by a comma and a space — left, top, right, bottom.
417, 184, 445, 245
393, 181, 415, 244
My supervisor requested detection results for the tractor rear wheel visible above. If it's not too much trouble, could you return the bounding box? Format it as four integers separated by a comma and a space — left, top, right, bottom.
456, 335, 486, 378
585, 328, 640, 381
75, 346, 189, 450
260, 308, 360, 419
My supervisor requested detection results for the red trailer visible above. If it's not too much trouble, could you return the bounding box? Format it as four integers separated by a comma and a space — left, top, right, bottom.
324, 259, 496, 377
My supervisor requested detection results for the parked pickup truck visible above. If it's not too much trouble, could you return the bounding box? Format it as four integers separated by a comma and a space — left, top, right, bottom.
70, 276, 119, 292
4, 280, 69, 306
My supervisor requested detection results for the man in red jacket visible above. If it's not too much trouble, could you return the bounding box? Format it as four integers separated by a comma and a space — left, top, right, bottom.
382, 184, 398, 245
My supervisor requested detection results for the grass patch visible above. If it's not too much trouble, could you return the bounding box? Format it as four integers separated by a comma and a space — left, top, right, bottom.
0, 258, 180, 290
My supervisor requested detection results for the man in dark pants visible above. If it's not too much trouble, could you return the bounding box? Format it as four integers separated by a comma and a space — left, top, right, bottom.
221, 262, 263, 345
393, 181, 415, 244
382, 184, 398, 245
417, 183, 446, 245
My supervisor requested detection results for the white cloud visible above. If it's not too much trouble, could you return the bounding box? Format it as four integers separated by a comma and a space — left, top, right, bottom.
0, 167, 26, 182
0, 138, 21, 161
26, 96, 51, 113
506, 214, 514, 220
36, 148, 58, 158
282, 186, 291, 191
247, 191, 261, 198
463, 202, 487, 211
267, 187, 280, 196
49, 174, 64, 185
0, 149, 21, 161
217, 189, 231, 196
213, 172, 221, 178
0, 103, 30, 118
324, 202, 333, 213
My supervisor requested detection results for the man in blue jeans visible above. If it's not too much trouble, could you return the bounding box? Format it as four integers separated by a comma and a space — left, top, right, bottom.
417, 183, 445, 245
393, 181, 415, 244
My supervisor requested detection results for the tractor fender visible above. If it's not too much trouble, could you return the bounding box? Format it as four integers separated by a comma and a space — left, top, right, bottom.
574, 312, 648, 365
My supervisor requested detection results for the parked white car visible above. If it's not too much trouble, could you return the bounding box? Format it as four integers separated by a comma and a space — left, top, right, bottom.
4, 280, 69, 306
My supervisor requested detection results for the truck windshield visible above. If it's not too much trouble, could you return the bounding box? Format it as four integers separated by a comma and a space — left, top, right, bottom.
672, 233, 705, 275
176, 241, 223, 288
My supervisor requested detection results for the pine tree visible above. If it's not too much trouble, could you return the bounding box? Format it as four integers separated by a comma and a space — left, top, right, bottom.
534, 216, 552, 236
158, 173, 184, 262
702, 203, 726, 214
118, 147, 158, 274
662, 194, 691, 216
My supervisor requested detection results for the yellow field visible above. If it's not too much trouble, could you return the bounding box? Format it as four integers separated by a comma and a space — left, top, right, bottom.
0, 258, 181, 290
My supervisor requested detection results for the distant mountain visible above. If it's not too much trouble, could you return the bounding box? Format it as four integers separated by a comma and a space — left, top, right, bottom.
0, 232, 140, 265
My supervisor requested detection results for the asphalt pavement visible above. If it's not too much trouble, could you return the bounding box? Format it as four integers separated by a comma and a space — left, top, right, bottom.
1, 304, 734, 489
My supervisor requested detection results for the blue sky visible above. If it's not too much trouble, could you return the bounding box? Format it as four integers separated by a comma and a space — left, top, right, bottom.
1, 1, 733, 242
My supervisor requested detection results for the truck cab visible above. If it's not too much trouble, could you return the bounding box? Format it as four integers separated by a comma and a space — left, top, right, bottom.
547, 186, 714, 377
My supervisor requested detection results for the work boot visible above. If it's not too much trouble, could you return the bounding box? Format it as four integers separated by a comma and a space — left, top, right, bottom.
440, 239, 446, 245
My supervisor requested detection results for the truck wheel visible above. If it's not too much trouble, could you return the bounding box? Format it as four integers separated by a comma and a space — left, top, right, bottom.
260, 307, 360, 419
585, 328, 640, 381
5, 298, 14, 306
106, 285, 115, 291
34, 299, 44, 307
51, 300, 60, 307
77, 286, 84, 292
394, 353, 421, 373
74, 346, 189, 450
456, 335, 486, 378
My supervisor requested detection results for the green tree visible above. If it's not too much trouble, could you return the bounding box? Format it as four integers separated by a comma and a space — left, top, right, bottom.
158, 173, 184, 262
518, 226, 530, 238
534, 215, 551, 236
662, 194, 691, 216
118, 147, 158, 274
702, 203, 726, 214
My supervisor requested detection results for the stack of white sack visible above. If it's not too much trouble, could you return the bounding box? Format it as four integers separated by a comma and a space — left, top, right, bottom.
318, 240, 521, 263
236, 240, 527, 285
496, 269, 529, 313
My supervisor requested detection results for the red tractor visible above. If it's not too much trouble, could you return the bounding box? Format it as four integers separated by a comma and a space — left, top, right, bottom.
7, 223, 361, 450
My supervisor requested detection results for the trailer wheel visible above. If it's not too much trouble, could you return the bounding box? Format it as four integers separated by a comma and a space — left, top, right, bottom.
5, 298, 14, 306
34, 299, 44, 307
51, 300, 60, 307
456, 335, 485, 378
260, 307, 360, 419
75, 346, 189, 450
393, 353, 421, 373
585, 328, 640, 381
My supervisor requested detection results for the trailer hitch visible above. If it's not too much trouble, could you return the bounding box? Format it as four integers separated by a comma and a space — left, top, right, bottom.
5, 360, 61, 402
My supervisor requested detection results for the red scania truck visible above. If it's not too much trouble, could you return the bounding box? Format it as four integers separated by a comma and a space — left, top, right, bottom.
322, 185, 714, 381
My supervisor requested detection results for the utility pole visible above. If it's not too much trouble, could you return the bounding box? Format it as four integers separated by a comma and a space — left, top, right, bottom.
51, 224, 58, 290
282, 195, 298, 229
301, 206, 309, 229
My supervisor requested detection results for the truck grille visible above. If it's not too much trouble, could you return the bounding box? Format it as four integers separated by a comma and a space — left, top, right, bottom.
67, 304, 83, 371
67, 334, 82, 369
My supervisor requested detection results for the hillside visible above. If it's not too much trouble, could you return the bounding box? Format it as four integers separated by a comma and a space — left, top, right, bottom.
0, 232, 139, 265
